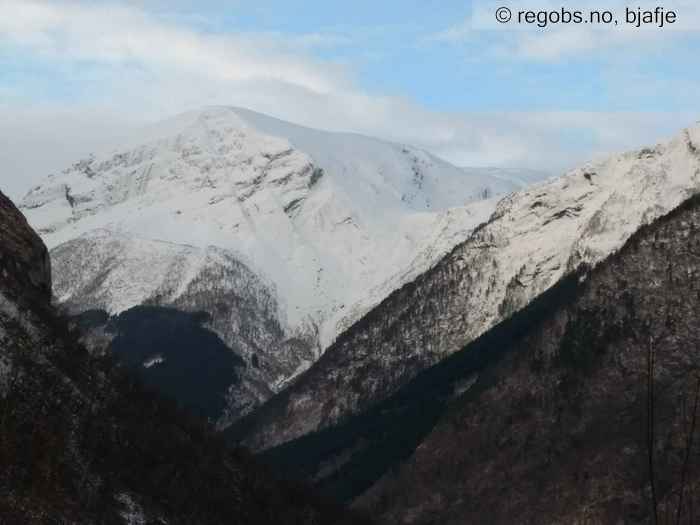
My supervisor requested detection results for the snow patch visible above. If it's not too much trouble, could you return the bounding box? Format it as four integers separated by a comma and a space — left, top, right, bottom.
143, 355, 165, 369
116, 493, 148, 525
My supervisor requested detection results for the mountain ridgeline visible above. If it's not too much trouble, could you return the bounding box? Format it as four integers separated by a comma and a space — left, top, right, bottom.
245, 189, 700, 525
0, 189, 368, 524
231, 123, 700, 451
20, 107, 535, 424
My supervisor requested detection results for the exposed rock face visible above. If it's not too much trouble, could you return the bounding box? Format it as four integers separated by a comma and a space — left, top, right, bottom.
0, 190, 51, 304
0, 189, 367, 524
233, 124, 700, 451
357, 193, 700, 525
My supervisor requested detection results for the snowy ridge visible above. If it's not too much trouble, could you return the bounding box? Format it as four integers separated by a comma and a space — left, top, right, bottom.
234, 121, 700, 450
441, 124, 700, 354
330, 199, 496, 340
20, 106, 534, 348
50, 228, 279, 323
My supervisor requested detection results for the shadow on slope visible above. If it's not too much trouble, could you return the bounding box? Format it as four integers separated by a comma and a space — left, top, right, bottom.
73, 306, 245, 422
241, 268, 583, 503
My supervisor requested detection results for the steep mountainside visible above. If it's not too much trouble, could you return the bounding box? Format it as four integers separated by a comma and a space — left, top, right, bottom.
0, 188, 51, 304
19, 106, 532, 419
0, 189, 367, 524
51, 229, 313, 424
233, 123, 700, 451
238, 193, 700, 525
97, 306, 246, 423
356, 192, 700, 525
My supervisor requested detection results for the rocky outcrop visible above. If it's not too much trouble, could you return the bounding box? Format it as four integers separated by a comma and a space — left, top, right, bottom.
232, 123, 700, 451
0, 190, 50, 304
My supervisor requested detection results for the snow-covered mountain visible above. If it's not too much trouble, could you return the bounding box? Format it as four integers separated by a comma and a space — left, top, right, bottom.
232, 123, 700, 450
19, 106, 536, 421
0, 190, 366, 524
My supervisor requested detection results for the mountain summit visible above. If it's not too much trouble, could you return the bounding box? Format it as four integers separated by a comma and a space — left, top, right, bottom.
20, 106, 530, 422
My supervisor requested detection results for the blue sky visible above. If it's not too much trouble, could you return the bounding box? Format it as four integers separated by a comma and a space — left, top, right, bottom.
1, 0, 699, 197
115, 0, 700, 112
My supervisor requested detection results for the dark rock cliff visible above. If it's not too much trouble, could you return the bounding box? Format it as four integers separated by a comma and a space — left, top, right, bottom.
0, 190, 51, 304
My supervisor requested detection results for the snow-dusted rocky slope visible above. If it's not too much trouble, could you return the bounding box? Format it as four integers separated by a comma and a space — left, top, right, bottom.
233, 123, 700, 451
19, 106, 532, 420
49, 229, 311, 422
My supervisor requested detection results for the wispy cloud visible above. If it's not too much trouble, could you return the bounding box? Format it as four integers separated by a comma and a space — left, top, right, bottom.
426, 19, 473, 44
0, 0, 348, 94
0, 0, 694, 199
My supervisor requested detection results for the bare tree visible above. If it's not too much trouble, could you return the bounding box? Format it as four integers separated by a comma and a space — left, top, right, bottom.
674, 375, 700, 525
644, 327, 699, 525
647, 335, 659, 525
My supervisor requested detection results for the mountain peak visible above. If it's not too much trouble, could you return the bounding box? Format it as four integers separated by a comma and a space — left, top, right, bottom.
20, 107, 526, 345
18, 107, 533, 421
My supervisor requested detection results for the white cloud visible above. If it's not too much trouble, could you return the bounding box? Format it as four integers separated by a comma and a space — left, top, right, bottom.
0, 105, 141, 199
427, 19, 473, 44
0, 0, 694, 200
0, 0, 348, 94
